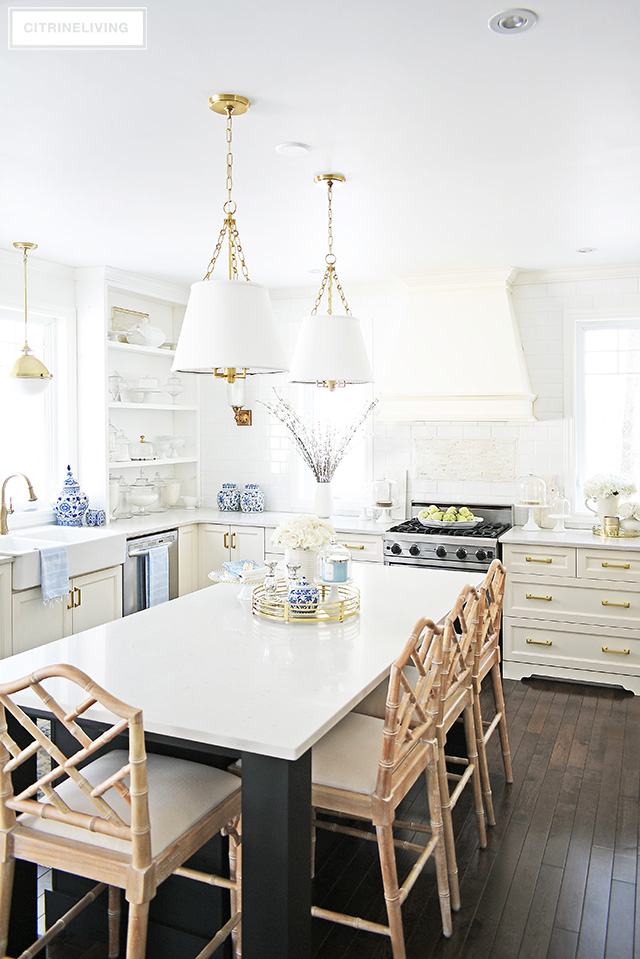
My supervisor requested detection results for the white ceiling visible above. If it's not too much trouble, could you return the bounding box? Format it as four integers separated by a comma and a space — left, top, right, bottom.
2, 0, 640, 289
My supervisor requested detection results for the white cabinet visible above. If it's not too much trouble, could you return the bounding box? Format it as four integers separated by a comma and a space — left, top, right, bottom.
502, 542, 640, 694
199, 524, 265, 589
75, 267, 197, 512
178, 524, 200, 596
263, 528, 383, 565
0, 565, 11, 660
12, 565, 123, 655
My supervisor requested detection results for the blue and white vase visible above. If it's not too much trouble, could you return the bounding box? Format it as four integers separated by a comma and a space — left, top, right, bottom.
217, 483, 240, 511
54, 466, 89, 527
287, 575, 319, 615
241, 483, 265, 512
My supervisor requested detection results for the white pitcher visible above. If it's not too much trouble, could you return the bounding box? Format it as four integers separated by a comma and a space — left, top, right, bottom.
585, 493, 619, 525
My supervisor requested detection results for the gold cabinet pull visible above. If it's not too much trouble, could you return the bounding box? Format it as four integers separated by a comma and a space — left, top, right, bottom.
602, 645, 630, 655
231, 532, 236, 549
342, 543, 365, 550
525, 556, 552, 563
602, 599, 630, 608
66, 589, 74, 610
526, 637, 553, 646
602, 561, 630, 569
74, 587, 81, 608
525, 593, 552, 601
223, 531, 229, 549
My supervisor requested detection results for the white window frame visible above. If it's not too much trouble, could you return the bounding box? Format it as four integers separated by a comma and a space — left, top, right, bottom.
564, 307, 640, 520
0, 302, 76, 528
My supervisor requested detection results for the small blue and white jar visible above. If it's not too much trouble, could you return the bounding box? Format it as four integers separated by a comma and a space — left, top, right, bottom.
241, 483, 265, 513
287, 575, 319, 615
54, 466, 89, 527
217, 483, 240, 511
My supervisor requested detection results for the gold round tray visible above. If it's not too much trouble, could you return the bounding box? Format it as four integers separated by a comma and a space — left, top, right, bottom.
252, 581, 360, 623
592, 525, 640, 538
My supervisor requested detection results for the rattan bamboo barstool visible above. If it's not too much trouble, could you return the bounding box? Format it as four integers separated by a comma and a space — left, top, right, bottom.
0, 664, 242, 959
311, 617, 452, 959
470, 559, 512, 826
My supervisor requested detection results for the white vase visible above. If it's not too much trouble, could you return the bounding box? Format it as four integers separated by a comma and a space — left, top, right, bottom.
586, 494, 619, 525
284, 547, 319, 583
314, 481, 332, 518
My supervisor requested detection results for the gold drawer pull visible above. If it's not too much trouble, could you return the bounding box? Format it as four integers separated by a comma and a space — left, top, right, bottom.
525, 556, 552, 563
525, 593, 552, 601
526, 637, 553, 646
342, 543, 366, 550
602, 561, 630, 569
602, 645, 630, 655
602, 599, 630, 608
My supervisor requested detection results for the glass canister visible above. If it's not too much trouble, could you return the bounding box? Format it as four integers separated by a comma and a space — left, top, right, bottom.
129, 475, 158, 514
241, 483, 265, 512
109, 476, 121, 520
217, 483, 240, 511
114, 480, 132, 519
164, 477, 182, 508
320, 538, 352, 584
149, 472, 167, 512
113, 429, 131, 462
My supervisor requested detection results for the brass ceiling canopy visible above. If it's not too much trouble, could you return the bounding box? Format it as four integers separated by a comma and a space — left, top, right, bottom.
314, 173, 346, 186
208, 94, 250, 116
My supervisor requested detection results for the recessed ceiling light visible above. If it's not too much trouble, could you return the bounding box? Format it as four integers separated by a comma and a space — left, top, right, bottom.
577, 247, 597, 254
275, 142, 309, 157
488, 8, 538, 33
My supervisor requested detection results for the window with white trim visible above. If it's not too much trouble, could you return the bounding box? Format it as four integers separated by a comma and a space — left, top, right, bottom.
573, 316, 640, 506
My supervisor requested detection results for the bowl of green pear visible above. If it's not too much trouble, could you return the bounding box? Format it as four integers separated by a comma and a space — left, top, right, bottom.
417, 505, 482, 529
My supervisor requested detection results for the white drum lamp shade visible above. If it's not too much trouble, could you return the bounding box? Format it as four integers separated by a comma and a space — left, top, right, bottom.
172, 279, 288, 375
288, 313, 373, 384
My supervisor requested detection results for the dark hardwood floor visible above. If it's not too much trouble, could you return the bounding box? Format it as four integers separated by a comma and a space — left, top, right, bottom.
46, 676, 638, 959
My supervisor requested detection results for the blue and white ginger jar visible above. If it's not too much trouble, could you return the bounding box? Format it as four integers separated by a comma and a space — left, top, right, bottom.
54, 465, 89, 527
217, 483, 240, 511
287, 575, 319, 615
241, 483, 265, 513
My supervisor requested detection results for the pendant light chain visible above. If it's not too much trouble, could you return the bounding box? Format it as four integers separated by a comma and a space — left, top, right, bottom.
22, 245, 30, 351
311, 178, 351, 317
202, 106, 251, 282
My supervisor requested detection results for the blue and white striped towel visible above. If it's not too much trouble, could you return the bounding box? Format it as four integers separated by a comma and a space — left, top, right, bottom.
145, 544, 169, 608
39, 544, 69, 604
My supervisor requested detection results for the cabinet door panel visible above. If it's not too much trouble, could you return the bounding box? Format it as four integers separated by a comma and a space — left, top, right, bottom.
578, 548, 640, 583
71, 566, 123, 634
178, 524, 199, 596
198, 525, 229, 589
0, 566, 10, 660
336, 533, 382, 564
503, 544, 576, 577
12, 587, 67, 654
231, 526, 265, 564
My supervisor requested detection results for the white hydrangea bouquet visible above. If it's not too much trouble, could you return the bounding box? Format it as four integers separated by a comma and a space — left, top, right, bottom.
584, 474, 636, 499
619, 502, 640, 521
271, 514, 335, 551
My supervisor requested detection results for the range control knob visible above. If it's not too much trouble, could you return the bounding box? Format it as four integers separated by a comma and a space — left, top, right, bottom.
391, 543, 402, 555
475, 548, 487, 562
409, 544, 420, 556
456, 547, 467, 560
435, 545, 447, 558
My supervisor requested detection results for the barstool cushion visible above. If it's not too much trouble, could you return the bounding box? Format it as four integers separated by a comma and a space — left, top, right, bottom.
312, 713, 384, 795
18, 750, 240, 858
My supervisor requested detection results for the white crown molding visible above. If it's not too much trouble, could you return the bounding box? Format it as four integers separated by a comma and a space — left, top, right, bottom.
100, 266, 189, 304
0, 246, 76, 280
400, 268, 519, 291
513, 263, 640, 284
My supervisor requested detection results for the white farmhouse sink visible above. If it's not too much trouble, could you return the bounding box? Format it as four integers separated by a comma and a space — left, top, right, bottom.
0, 526, 126, 590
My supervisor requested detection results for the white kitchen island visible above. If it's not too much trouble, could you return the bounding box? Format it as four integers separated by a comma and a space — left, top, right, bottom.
0, 563, 473, 959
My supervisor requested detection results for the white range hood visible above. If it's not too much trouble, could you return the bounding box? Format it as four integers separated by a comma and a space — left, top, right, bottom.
378, 268, 536, 422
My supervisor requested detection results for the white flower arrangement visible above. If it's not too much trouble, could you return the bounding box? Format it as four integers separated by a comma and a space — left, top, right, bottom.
271, 514, 335, 551
619, 501, 640, 521
584, 474, 636, 499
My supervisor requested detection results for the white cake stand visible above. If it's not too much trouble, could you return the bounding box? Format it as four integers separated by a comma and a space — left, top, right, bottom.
517, 502, 549, 531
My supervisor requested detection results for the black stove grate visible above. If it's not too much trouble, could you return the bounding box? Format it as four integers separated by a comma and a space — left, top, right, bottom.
387, 518, 511, 539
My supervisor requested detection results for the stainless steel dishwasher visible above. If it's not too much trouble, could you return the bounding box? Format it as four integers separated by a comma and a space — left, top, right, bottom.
123, 529, 179, 615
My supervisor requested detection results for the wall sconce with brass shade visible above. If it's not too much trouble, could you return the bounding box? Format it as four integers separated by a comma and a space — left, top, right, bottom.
288, 174, 373, 390
10, 242, 53, 395
172, 94, 288, 426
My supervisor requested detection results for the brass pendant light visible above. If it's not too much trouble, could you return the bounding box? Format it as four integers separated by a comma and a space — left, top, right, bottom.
288, 173, 373, 390
172, 94, 288, 425
10, 242, 53, 395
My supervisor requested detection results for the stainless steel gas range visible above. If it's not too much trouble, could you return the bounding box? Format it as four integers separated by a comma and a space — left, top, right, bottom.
383, 502, 513, 574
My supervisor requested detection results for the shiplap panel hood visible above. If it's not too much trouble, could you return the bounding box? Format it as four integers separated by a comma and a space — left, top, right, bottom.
379, 269, 536, 422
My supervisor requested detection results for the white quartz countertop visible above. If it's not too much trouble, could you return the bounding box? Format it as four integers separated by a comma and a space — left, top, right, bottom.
0, 564, 472, 761
111, 508, 389, 538
500, 526, 640, 551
